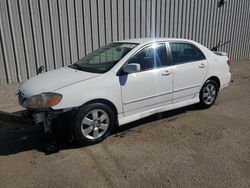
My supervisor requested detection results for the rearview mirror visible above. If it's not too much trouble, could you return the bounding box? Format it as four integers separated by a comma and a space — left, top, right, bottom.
122, 63, 141, 74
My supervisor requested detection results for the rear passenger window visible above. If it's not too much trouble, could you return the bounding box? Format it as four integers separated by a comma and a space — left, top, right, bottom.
128, 43, 169, 71
169, 43, 205, 64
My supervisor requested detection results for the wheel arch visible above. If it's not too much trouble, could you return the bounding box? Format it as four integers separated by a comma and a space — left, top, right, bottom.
81, 98, 118, 116
206, 76, 221, 89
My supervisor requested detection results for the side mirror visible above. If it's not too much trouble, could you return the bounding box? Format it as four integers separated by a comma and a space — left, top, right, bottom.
122, 63, 141, 74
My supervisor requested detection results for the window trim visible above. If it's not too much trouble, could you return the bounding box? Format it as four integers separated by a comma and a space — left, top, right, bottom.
117, 42, 171, 76
168, 41, 206, 65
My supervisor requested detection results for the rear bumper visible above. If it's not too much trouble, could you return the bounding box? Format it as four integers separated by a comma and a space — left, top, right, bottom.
220, 72, 231, 90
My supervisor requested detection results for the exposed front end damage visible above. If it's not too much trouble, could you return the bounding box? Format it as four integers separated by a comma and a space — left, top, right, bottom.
18, 90, 73, 152
22, 108, 72, 133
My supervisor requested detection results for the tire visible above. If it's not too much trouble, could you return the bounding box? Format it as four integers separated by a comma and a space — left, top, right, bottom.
73, 103, 115, 145
199, 79, 219, 108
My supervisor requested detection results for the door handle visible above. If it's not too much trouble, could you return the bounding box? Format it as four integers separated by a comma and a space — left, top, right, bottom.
161, 70, 171, 76
199, 63, 206, 68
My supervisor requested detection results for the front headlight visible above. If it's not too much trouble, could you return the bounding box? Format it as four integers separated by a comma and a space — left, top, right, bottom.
23, 92, 62, 109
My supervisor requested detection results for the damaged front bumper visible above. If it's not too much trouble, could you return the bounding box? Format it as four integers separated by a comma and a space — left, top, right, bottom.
23, 108, 73, 133
18, 90, 71, 133
18, 90, 74, 134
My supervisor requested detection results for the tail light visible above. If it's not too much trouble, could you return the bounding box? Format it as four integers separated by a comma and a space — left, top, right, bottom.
227, 59, 232, 66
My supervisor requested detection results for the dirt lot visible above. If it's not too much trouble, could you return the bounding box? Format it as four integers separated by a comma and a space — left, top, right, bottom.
0, 61, 250, 188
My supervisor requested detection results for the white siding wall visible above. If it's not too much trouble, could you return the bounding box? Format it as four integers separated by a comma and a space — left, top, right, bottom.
0, 0, 249, 83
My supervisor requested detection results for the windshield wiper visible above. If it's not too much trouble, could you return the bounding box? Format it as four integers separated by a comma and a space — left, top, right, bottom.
69, 63, 83, 71
69, 64, 98, 73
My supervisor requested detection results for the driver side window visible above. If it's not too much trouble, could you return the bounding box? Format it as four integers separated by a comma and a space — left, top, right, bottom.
128, 43, 168, 71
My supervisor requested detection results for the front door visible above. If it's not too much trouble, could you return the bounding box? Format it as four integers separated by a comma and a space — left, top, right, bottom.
120, 43, 173, 116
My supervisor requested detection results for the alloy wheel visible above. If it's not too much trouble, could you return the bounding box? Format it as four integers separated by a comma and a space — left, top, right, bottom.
81, 109, 110, 140
202, 83, 217, 105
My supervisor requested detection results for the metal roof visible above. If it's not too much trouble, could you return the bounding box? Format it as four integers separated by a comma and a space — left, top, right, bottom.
119, 38, 193, 44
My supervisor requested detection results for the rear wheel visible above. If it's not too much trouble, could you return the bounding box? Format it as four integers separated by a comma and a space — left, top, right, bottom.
199, 80, 218, 108
74, 103, 115, 145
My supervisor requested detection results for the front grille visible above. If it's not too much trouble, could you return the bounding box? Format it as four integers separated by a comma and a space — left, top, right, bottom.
18, 90, 26, 105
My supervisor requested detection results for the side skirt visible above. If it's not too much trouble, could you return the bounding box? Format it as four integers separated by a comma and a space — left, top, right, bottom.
118, 95, 200, 126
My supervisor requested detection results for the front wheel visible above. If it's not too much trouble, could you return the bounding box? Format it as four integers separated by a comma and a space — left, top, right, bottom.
73, 103, 115, 145
199, 80, 219, 108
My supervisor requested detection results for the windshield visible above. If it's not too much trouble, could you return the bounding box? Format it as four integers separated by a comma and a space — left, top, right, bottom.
69, 42, 138, 73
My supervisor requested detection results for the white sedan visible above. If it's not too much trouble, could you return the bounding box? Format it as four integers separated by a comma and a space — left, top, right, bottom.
18, 38, 231, 145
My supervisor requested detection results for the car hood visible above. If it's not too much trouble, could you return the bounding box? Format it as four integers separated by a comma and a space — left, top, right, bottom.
19, 67, 100, 97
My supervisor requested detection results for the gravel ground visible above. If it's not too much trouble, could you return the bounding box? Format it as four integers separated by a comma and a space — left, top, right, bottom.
0, 60, 250, 188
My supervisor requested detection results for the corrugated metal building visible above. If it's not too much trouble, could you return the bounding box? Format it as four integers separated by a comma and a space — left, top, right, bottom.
0, 0, 249, 84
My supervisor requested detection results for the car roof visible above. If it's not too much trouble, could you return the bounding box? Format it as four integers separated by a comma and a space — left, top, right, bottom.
118, 38, 194, 45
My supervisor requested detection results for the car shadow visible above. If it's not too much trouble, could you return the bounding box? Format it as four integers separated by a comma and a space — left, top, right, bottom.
0, 104, 203, 155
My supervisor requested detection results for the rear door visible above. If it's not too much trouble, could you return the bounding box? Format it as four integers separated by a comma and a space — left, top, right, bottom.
169, 42, 208, 102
